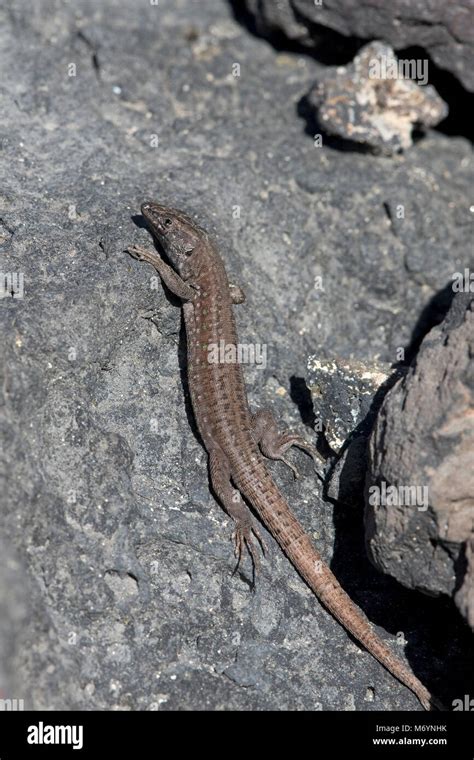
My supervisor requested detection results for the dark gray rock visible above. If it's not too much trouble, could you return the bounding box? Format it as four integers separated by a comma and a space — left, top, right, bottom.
306, 357, 406, 508
306, 357, 404, 454
365, 293, 474, 626
326, 434, 369, 509
0, 541, 29, 710
242, 0, 474, 92
308, 42, 448, 154
0, 0, 472, 712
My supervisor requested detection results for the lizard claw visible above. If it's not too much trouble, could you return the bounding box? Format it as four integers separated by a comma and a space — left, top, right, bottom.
126, 244, 149, 261
281, 457, 300, 480
232, 522, 266, 577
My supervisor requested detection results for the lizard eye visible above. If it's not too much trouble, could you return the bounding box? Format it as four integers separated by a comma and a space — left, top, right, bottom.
164, 218, 173, 226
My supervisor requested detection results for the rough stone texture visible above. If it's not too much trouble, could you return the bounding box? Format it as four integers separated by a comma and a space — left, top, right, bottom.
456, 537, 474, 630
0, 541, 28, 709
365, 294, 474, 628
1, 0, 473, 712
306, 357, 403, 453
305, 357, 405, 507
242, 0, 474, 92
308, 42, 448, 154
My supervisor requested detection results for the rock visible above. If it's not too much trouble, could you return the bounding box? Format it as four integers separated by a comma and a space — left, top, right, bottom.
0, 542, 28, 709
305, 358, 403, 509
1, 0, 472, 711
306, 356, 403, 453
456, 538, 474, 630
365, 293, 474, 627
242, 0, 474, 93
326, 434, 369, 509
308, 42, 448, 154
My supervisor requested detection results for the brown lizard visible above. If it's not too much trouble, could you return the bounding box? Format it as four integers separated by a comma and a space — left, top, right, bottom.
127, 201, 439, 711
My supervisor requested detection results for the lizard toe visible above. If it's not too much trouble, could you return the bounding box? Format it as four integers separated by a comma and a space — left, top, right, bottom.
232, 523, 265, 576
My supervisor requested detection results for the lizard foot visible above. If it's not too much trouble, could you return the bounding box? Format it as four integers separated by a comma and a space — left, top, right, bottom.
271, 431, 324, 480
232, 522, 266, 577
126, 244, 156, 263
252, 410, 324, 481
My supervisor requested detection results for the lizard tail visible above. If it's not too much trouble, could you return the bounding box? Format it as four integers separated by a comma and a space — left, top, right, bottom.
287, 530, 439, 710
249, 490, 441, 710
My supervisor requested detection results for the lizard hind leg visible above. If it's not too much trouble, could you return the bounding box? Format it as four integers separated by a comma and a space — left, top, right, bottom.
252, 409, 324, 480
209, 448, 266, 576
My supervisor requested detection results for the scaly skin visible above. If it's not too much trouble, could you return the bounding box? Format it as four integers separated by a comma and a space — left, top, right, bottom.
126, 201, 440, 711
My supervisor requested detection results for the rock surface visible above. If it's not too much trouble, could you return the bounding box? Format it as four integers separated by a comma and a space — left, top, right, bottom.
365, 293, 474, 627
242, 0, 474, 92
306, 357, 403, 454
305, 357, 405, 508
0, 0, 473, 711
0, 541, 28, 710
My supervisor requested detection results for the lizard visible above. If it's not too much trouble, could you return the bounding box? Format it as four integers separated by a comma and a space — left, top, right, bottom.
126, 201, 440, 711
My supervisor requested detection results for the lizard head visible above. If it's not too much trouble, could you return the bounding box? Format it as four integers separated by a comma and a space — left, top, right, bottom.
141, 201, 206, 278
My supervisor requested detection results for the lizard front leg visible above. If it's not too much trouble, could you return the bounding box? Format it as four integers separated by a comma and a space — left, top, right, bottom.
209, 448, 265, 572
252, 410, 324, 479
126, 244, 196, 300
